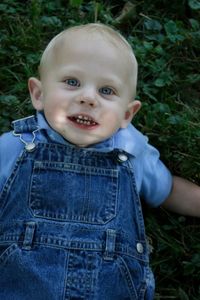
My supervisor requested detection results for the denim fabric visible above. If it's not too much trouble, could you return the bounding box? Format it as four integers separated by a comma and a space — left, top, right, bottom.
0, 112, 173, 206
0, 116, 155, 299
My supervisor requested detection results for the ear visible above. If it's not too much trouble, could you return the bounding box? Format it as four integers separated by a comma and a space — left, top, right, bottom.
121, 100, 141, 128
28, 77, 44, 111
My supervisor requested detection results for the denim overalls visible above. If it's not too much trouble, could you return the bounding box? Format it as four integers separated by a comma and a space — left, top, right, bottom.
0, 116, 155, 300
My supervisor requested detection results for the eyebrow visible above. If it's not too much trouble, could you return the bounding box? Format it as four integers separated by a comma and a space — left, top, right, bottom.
101, 76, 123, 90
58, 66, 124, 88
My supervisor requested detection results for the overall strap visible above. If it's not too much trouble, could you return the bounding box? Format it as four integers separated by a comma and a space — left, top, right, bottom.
12, 115, 39, 152
12, 115, 38, 134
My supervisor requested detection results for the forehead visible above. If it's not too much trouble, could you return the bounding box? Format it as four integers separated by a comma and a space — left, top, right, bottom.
39, 26, 138, 96
41, 27, 137, 73
57, 32, 127, 65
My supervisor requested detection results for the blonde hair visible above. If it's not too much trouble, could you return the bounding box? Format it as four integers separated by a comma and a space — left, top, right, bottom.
39, 23, 138, 97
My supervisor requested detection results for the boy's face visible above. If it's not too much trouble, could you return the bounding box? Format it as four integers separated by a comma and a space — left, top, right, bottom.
29, 31, 141, 147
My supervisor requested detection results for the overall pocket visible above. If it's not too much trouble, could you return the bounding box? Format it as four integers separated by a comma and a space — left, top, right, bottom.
29, 161, 118, 224
115, 255, 147, 300
0, 243, 19, 266
0, 244, 67, 300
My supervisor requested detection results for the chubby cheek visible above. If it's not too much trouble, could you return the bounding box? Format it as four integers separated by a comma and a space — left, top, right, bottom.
43, 104, 61, 129
103, 111, 124, 132
43, 94, 64, 115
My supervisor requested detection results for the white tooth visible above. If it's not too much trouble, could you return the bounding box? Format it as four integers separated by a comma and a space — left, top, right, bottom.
76, 115, 96, 124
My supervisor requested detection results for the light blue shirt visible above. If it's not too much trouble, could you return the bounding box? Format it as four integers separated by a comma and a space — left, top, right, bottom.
0, 113, 172, 207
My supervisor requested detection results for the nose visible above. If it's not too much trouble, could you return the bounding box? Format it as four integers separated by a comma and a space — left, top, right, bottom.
77, 88, 98, 107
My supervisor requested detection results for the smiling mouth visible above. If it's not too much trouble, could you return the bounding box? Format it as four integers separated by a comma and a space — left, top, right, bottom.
68, 114, 98, 127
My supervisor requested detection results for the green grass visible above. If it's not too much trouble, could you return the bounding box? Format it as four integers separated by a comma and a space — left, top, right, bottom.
0, 0, 200, 298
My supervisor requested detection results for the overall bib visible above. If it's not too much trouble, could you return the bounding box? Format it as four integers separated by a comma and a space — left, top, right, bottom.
0, 116, 155, 299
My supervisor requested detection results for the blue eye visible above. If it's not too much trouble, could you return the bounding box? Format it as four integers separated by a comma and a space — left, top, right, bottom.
99, 87, 114, 95
66, 78, 80, 87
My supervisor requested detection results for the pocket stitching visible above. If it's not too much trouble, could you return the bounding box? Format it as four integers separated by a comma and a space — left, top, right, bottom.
0, 243, 19, 266
29, 161, 118, 224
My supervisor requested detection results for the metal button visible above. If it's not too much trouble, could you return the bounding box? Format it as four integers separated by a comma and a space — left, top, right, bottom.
136, 242, 144, 254
25, 142, 36, 152
117, 153, 128, 162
